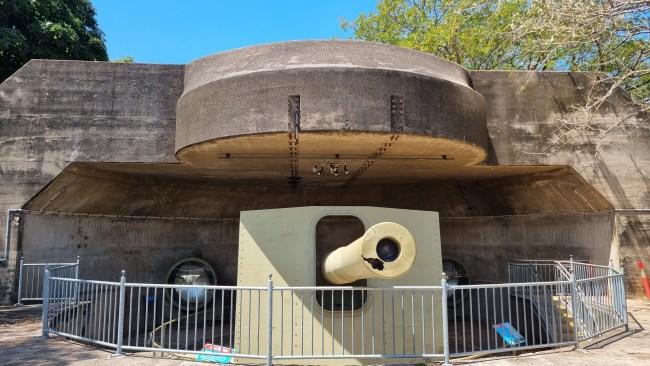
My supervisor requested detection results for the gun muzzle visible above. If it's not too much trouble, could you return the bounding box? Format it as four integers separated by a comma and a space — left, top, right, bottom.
322, 222, 416, 284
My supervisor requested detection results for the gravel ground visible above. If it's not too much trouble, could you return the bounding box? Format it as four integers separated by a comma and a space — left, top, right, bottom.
1, 299, 648, 365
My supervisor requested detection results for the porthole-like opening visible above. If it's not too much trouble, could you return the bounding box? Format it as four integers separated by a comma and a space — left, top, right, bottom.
315, 215, 367, 311
166, 257, 217, 308
376, 237, 400, 262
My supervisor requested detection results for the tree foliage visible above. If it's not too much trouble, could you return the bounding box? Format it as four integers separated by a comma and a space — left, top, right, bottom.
343, 0, 649, 150
112, 56, 134, 63
0, 0, 108, 81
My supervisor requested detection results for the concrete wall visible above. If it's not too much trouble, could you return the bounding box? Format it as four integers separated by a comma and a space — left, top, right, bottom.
0, 60, 184, 303
176, 41, 487, 156
15, 209, 612, 292
19, 213, 239, 285
441, 212, 614, 283
471, 71, 649, 295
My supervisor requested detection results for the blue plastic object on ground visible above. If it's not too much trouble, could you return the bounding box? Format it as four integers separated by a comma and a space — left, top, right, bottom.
493, 322, 527, 347
195, 344, 234, 364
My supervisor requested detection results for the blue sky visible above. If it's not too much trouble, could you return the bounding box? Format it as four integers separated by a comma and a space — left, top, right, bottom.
92, 1, 379, 64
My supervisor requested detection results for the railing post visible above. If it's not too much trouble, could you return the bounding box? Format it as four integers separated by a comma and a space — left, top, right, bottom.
266, 274, 273, 366
115, 270, 126, 355
570, 271, 579, 349
619, 265, 629, 331
74, 256, 80, 304
74, 256, 80, 279
41, 264, 50, 338
441, 272, 451, 366
16, 256, 24, 306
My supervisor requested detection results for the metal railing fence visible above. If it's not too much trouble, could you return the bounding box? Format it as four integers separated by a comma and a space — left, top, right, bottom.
41, 260, 628, 365
508, 259, 628, 342
16, 257, 79, 305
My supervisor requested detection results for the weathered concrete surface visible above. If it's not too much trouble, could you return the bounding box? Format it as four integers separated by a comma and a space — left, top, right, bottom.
176, 41, 489, 169
23, 163, 610, 217
471, 71, 649, 296
1, 300, 648, 365
0, 60, 185, 304
14, 163, 613, 285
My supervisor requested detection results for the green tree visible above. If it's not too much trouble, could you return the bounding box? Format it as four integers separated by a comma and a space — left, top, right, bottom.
342, 0, 533, 70
343, 0, 649, 150
0, 0, 108, 82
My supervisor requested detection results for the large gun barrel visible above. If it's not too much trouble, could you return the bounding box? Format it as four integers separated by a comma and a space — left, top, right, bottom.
322, 222, 416, 285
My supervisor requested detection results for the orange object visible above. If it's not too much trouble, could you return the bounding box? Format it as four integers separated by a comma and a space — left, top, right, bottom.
637, 260, 650, 299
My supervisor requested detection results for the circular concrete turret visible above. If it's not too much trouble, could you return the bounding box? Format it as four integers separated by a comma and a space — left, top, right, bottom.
175, 41, 489, 185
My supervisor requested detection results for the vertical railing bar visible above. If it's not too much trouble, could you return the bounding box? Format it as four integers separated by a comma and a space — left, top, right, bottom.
229, 289, 234, 349
71, 279, 78, 336
106, 284, 112, 343
209, 289, 215, 348
300, 291, 304, 356
66, 277, 72, 335
411, 290, 415, 355
266, 275, 273, 366
469, 288, 474, 352
116, 270, 126, 354
292, 290, 296, 356
536, 285, 542, 345
114, 284, 120, 344
351, 289, 354, 355
341, 290, 344, 355
521, 285, 527, 348
41, 265, 50, 337
570, 272, 579, 348
25, 265, 30, 301
166, 288, 174, 350
36, 264, 41, 301
135, 287, 141, 346
320, 289, 324, 355
202, 289, 207, 352
361, 289, 365, 355
431, 290, 435, 354
168, 288, 173, 349
419, 291, 424, 355
217, 289, 222, 348
381, 288, 386, 353
310, 291, 314, 356
282, 290, 285, 354
17, 257, 24, 305
492, 287, 497, 350
331, 290, 334, 355
128, 286, 133, 346
152, 288, 158, 349
441, 274, 450, 366
60, 277, 67, 334
184, 289, 189, 350
176, 288, 181, 350
453, 288, 458, 353
193, 291, 198, 351
161, 287, 166, 350
392, 290, 396, 355
478, 288, 483, 351
484, 287, 489, 350
98, 284, 104, 342
372, 290, 376, 355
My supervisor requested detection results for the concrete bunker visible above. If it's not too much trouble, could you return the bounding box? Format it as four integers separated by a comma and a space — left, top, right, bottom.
0, 40, 628, 363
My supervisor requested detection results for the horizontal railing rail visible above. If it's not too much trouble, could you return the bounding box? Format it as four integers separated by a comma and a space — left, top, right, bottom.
41, 259, 628, 365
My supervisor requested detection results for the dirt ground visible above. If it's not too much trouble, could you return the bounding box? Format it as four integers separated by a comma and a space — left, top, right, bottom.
1, 299, 648, 365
